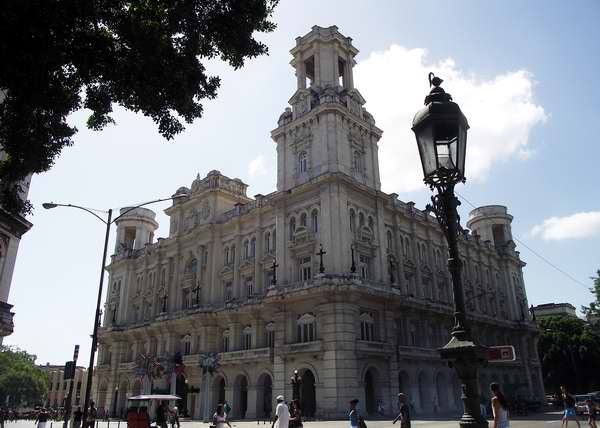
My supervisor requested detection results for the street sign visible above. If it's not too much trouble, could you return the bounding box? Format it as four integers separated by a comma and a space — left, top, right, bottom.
488, 345, 516, 362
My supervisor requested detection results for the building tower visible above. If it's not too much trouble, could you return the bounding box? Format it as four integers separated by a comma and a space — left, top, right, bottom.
114, 207, 159, 253
466, 205, 514, 248
272, 25, 383, 192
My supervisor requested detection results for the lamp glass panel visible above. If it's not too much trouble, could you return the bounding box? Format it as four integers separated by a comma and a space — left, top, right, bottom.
458, 123, 467, 177
434, 122, 459, 171
415, 125, 436, 177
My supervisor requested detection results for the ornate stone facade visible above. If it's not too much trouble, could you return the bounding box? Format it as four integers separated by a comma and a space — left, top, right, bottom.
96, 26, 543, 419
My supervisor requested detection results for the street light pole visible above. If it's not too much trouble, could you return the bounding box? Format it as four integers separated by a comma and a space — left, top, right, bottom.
412, 73, 488, 428
82, 208, 111, 427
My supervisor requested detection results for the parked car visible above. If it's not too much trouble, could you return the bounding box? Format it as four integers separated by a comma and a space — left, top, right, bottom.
575, 394, 593, 416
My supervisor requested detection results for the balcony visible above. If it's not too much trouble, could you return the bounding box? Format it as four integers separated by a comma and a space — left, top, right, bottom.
397, 345, 440, 360
281, 340, 322, 354
220, 347, 273, 363
118, 361, 137, 371
356, 340, 394, 355
0, 301, 15, 338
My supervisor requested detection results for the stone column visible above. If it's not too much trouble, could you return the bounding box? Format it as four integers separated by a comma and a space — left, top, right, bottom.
255, 226, 263, 295
246, 384, 258, 419
233, 233, 242, 298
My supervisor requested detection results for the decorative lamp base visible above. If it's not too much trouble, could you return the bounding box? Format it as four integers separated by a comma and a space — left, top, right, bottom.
439, 337, 489, 428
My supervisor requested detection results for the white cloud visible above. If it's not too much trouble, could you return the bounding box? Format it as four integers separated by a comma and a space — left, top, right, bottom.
531, 211, 600, 241
354, 45, 547, 193
248, 155, 267, 178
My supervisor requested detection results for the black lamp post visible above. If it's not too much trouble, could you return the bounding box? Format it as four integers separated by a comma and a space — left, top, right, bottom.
291, 370, 302, 401
412, 73, 488, 428
43, 194, 187, 428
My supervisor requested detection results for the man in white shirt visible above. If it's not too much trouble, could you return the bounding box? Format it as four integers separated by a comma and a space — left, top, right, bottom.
271, 396, 290, 428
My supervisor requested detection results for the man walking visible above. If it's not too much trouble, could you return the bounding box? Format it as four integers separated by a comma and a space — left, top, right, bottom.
271, 396, 290, 428
86, 403, 97, 428
393, 393, 411, 428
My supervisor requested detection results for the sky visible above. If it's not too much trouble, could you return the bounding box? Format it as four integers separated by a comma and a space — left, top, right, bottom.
5, 0, 600, 366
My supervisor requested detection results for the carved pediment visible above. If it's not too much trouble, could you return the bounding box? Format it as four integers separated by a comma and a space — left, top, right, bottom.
220, 265, 234, 277
240, 258, 255, 272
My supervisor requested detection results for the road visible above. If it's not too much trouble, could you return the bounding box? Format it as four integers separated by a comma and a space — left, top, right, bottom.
4, 412, 573, 428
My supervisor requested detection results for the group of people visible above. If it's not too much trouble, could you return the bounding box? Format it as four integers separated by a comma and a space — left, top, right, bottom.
31, 401, 97, 428
347, 383, 509, 428
155, 402, 181, 428
560, 386, 598, 428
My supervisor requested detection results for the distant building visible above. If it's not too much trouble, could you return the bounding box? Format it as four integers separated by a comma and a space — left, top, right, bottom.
0, 148, 32, 342
532, 303, 578, 320
41, 364, 90, 411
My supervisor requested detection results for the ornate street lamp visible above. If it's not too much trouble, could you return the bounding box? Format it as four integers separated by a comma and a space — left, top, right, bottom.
291, 370, 302, 401
412, 73, 488, 428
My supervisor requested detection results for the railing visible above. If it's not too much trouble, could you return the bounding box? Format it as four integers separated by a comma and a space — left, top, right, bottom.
397, 345, 440, 359
282, 340, 322, 354
219, 347, 273, 363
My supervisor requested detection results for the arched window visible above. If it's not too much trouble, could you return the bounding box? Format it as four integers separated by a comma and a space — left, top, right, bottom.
243, 326, 253, 350
311, 210, 319, 233
368, 216, 374, 231
386, 230, 393, 253
300, 212, 307, 227
222, 330, 230, 352
245, 276, 254, 298
359, 212, 365, 227
224, 247, 229, 265
264, 232, 271, 254
266, 322, 275, 348
353, 150, 362, 173
243, 240, 249, 259
297, 313, 316, 343
349, 209, 356, 232
299, 151, 308, 173
360, 313, 375, 341
289, 217, 296, 240
250, 237, 256, 258
181, 335, 192, 356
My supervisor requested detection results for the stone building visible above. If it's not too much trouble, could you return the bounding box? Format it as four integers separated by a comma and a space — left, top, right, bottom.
96, 26, 543, 419
41, 364, 90, 412
0, 148, 32, 343
532, 303, 578, 321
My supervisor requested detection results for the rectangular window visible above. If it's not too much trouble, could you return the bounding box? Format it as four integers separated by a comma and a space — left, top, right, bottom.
182, 290, 190, 309
224, 282, 233, 301
184, 341, 191, 356
222, 336, 230, 352
267, 330, 275, 348
246, 277, 254, 298
300, 256, 312, 281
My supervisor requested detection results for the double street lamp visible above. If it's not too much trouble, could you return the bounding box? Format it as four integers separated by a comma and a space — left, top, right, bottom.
412, 73, 488, 428
43, 194, 186, 427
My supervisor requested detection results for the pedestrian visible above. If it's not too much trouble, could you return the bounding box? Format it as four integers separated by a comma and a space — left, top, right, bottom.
271, 396, 290, 428
561, 386, 582, 428
170, 406, 180, 428
35, 408, 49, 428
349, 399, 360, 428
223, 401, 232, 417
87, 401, 97, 428
289, 399, 302, 428
155, 402, 168, 428
213, 404, 232, 428
490, 383, 510, 428
393, 393, 411, 428
73, 407, 83, 428
585, 399, 597, 428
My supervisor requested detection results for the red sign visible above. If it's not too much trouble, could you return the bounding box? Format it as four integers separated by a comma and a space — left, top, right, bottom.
488, 345, 516, 362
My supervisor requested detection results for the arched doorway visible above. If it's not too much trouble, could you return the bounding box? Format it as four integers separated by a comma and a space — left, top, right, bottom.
133, 379, 142, 396
117, 380, 128, 418
435, 373, 448, 412
97, 381, 108, 416
175, 374, 188, 416
364, 369, 376, 415
418, 372, 428, 414
256, 374, 273, 419
234, 375, 248, 419
300, 369, 316, 418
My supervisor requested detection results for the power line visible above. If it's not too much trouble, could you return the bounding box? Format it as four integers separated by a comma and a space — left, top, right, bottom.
455, 190, 591, 292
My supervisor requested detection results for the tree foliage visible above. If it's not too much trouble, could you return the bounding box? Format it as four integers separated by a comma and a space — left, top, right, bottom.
538, 316, 600, 393
582, 270, 600, 322
0, 345, 48, 407
0, 0, 279, 214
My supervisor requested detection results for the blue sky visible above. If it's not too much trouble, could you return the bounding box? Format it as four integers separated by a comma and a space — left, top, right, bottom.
5, 0, 600, 365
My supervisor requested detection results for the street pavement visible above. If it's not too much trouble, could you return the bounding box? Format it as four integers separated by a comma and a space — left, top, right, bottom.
3, 412, 573, 428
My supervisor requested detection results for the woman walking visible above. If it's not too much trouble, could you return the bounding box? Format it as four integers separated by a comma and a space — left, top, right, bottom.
585, 399, 597, 428
490, 383, 510, 428
289, 400, 302, 428
561, 386, 582, 428
213, 404, 232, 428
